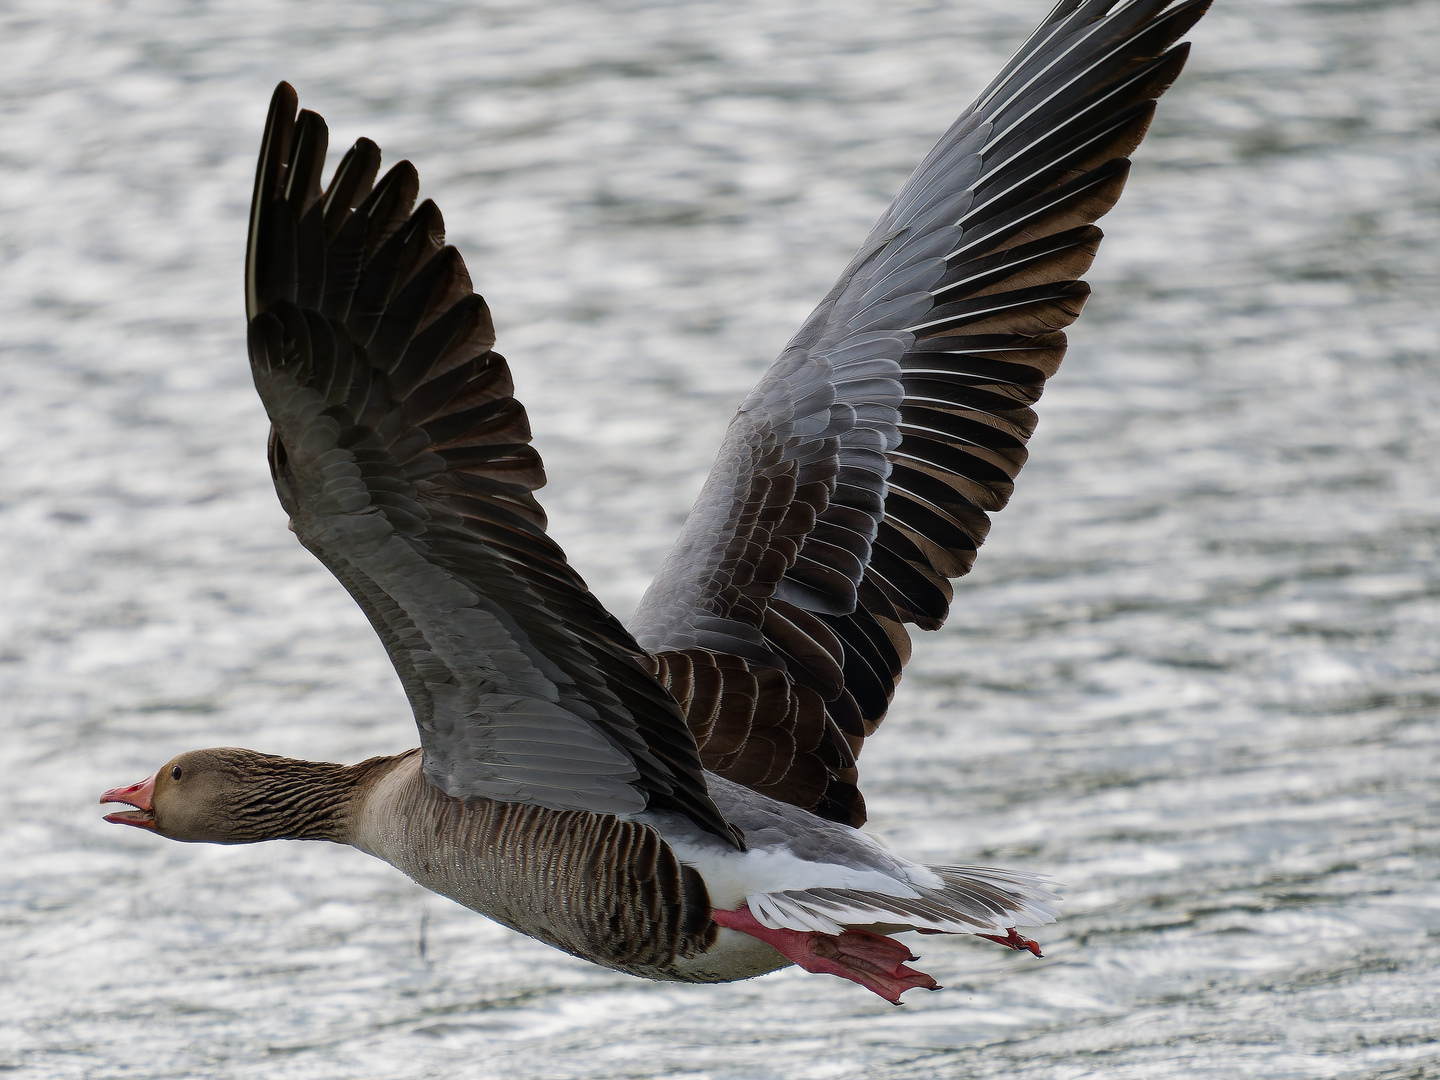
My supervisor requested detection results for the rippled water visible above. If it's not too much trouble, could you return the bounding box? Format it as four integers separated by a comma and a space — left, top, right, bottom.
2, 0, 1438, 1076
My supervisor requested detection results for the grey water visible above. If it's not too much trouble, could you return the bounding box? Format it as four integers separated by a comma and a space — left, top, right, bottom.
2, 0, 1438, 1077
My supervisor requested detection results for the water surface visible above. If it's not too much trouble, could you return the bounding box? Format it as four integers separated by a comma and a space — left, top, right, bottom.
2, 1, 1438, 1077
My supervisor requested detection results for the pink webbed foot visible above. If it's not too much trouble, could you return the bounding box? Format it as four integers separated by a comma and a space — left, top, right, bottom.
976, 927, 1043, 957
712, 906, 940, 1004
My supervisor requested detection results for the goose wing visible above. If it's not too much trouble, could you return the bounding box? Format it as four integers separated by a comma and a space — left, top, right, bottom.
629, 0, 1209, 826
246, 84, 738, 845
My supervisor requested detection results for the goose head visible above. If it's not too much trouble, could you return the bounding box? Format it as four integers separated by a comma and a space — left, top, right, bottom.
101, 747, 358, 844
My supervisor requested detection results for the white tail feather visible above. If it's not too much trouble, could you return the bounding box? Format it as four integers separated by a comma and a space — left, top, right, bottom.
747, 864, 1063, 936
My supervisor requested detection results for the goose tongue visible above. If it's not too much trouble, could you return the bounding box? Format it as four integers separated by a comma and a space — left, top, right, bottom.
101, 773, 157, 830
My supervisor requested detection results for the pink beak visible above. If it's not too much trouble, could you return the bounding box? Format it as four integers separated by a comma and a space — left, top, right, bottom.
101, 772, 157, 830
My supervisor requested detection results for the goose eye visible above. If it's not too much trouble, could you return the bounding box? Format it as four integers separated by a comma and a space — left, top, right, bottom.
171, 765, 183, 781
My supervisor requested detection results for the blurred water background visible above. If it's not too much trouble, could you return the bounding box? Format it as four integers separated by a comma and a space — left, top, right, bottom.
2, 0, 1438, 1077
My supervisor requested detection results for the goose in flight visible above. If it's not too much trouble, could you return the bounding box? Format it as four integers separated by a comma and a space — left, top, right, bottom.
102, 0, 1210, 1003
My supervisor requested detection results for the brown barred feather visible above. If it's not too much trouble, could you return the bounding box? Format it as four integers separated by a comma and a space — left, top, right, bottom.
373, 759, 718, 979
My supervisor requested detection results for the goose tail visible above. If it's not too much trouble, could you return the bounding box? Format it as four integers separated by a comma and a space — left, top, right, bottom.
744, 864, 1063, 943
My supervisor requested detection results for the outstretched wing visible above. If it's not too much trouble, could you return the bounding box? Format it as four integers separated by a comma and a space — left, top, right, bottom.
246, 83, 738, 845
630, 0, 1209, 826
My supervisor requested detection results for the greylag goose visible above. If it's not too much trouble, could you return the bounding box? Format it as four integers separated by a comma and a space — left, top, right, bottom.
102, 0, 1209, 1003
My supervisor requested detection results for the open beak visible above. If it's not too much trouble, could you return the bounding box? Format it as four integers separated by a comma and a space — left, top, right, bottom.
101, 772, 157, 831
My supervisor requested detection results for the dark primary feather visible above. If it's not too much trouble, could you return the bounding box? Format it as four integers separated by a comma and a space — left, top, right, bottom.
630, 0, 1209, 826
245, 83, 740, 847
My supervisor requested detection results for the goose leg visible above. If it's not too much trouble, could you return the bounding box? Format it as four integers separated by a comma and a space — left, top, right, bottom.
711, 905, 940, 1004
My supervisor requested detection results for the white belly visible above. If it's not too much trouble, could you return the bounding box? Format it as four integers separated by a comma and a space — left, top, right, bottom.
668, 927, 792, 982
